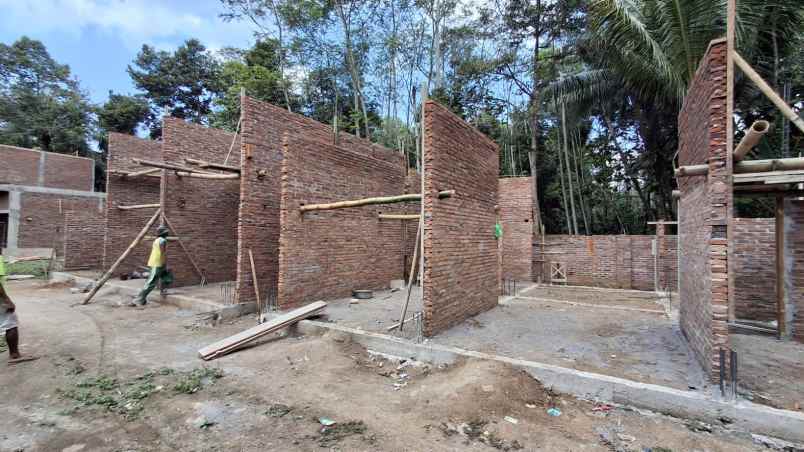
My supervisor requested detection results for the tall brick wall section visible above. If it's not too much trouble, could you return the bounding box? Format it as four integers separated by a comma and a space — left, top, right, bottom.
17, 192, 104, 256
0, 144, 94, 191
733, 218, 776, 321
677, 39, 730, 379
536, 234, 677, 291
237, 96, 404, 304
103, 133, 162, 277
64, 209, 106, 270
422, 100, 499, 336
277, 134, 408, 307
498, 177, 535, 281
784, 200, 804, 342
162, 118, 239, 285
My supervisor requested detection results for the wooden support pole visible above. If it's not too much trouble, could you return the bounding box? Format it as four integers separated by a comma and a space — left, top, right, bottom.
677, 157, 804, 178
733, 120, 771, 162
133, 158, 219, 175
398, 216, 422, 332
116, 203, 160, 211
184, 158, 241, 173
378, 214, 420, 220
726, 0, 737, 324
299, 190, 453, 212
82, 208, 161, 305
159, 169, 167, 226
733, 52, 804, 134
162, 214, 207, 285
674, 164, 709, 177
249, 249, 262, 322
174, 171, 240, 180
775, 195, 786, 338
116, 168, 161, 178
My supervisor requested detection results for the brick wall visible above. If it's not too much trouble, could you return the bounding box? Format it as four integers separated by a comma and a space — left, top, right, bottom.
422, 100, 499, 336
17, 192, 104, 257
162, 118, 239, 285
237, 96, 405, 304
498, 177, 535, 281
0, 144, 94, 191
103, 133, 162, 277
277, 134, 408, 307
64, 209, 106, 270
784, 200, 804, 342
677, 38, 730, 379
535, 234, 677, 291
733, 218, 776, 321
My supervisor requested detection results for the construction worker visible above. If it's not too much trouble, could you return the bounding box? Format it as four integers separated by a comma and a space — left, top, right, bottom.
131, 225, 171, 306
0, 255, 36, 364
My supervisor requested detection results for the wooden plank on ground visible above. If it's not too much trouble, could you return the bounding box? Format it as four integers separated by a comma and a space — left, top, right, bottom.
198, 301, 326, 360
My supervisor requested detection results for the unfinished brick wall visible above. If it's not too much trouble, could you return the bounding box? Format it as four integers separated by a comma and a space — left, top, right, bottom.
64, 209, 106, 270
0, 144, 94, 190
162, 118, 239, 285
784, 200, 804, 342
498, 177, 535, 282
422, 100, 499, 336
536, 234, 677, 291
237, 96, 405, 304
733, 218, 776, 321
278, 134, 407, 306
677, 38, 730, 379
103, 133, 162, 276
17, 192, 104, 257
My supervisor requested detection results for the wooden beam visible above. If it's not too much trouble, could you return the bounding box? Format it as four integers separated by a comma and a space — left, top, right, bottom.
132, 158, 218, 175
184, 158, 241, 173
116, 203, 160, 210
162, 214, 207, 285
378, 214, 420, 220
733, 120, 771, 162
733, 51, 804, 134
299, 190, 454, 213
775, 195, 786, 338
198, 301, 327, 360
82, 208, 161, 305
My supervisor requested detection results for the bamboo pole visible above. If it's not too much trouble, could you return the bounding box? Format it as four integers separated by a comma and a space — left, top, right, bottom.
82, 208, 161, 305
119, 168, 161, 178
184, 158, 241, 173
727, 0, 737, 324
775, 195, 786, 338
677, 157, 804, 177
174, 171, 240, 180
733, 52, 804, 134
733, 120, 771, 161
162, 214, 207, 285
116, 203, 160, 210
223, 87, 244, 166
249, 249, 262, 323
398, 216, 422, 332
299, 190, 454, 212
133, 158, 219, 175
379, 214, 420, 220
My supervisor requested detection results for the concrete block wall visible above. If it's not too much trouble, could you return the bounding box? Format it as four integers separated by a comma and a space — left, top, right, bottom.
0, 144, 94, 191
236, 96, 405, 305
498, 177, 535, 281
733, 218, 776, 321
277, 134, 408, 307
162, 118, 240, 285
103, 133, 162, 277
422, 100, 499, 336
784, 200, 804, 342
677, 38, 730, 379
64, 209, 106, 270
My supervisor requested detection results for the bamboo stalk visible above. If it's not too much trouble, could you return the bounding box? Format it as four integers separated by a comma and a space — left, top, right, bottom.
299, 190, 454, 212
116, 203, 160, 210
733, 120, 771, 161
184, 158, 241, 173
733, 52, 804, 134
379, 214, 420, 220
399, 216, 422, 332
133, 158, 218, 175
82, 208, 161, 305
249, 249, 262, 323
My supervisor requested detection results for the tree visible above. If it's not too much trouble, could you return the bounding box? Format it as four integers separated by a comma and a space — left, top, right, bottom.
127, 39, 223, 138
0, 37, 94, 155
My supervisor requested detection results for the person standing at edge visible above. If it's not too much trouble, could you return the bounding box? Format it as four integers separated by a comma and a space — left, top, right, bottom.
0, 254, 37, 364
131, 225, 170, 306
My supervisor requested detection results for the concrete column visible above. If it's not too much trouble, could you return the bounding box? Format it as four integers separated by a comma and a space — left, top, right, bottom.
6, 191, 21, 249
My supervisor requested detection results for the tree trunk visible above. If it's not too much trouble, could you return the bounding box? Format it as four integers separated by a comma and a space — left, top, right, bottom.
561, 103, 578, 235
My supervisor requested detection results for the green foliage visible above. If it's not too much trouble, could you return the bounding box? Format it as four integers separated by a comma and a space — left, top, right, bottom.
128, 39, 223, 138
173, 367, 224, 394
0, 37, 94, 155
5, 259, 49, 277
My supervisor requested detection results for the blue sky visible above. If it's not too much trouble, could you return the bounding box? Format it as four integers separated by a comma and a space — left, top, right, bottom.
0, 0, 258, 104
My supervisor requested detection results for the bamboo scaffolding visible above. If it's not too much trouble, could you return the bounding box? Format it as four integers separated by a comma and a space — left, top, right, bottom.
675, 156, 804, 178
299, 190, 454, 212
733, 52, 804, 134
184, 158, 241, 173
733, 120, 771, 161
162, 214, 207, 285
116, 203, 160, 210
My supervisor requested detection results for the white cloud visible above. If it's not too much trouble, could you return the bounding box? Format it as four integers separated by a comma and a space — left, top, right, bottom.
0, 0, 255, 51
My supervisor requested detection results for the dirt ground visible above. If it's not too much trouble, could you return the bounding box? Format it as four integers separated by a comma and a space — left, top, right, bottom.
730, 332, 804, 412
0, 280, 782, 451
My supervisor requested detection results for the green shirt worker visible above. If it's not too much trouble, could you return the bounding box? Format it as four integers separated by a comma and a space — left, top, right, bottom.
132, 225, 170, 306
